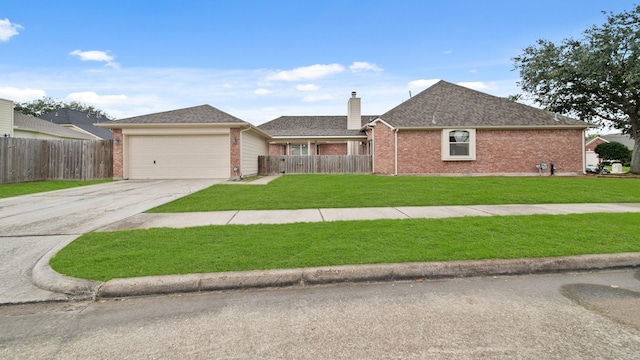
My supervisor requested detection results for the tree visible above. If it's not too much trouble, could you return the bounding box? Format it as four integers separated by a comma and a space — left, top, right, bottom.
14, 97, 112, 119
513, 5, 640, 173
595, 141, 632, 164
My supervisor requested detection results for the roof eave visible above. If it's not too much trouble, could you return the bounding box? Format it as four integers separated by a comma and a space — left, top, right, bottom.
13, 127, 93, 140
95, 122, 249, 129
394, 124, 593, 131
268, 135, 367, 141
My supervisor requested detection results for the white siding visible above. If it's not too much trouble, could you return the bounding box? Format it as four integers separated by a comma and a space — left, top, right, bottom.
0, 99, 13, 138
241, 130, 268, 176
13, 129, 67, 140
127, 134, 229, 179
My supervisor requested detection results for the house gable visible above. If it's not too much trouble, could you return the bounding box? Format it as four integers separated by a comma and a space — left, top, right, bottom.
379, 80, 590, 129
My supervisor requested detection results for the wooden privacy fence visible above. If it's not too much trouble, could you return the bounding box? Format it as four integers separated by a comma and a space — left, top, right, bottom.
258, 155, 372, 175
0, 137, 113, 184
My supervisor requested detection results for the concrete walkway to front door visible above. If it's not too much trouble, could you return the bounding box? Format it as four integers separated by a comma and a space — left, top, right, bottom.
0, 179, 223, 304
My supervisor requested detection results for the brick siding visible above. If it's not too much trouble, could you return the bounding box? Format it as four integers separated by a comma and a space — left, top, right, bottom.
230, 128, 241, 178
372, 123, 584, 175
319, 143, 347, 155
112, 129, 123, 179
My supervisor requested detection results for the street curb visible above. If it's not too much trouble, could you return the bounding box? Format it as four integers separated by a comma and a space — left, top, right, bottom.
32, 243, 102, 301
95, 252, 640, 299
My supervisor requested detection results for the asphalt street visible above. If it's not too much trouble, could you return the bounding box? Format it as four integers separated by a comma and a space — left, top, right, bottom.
1, 269, 639, 359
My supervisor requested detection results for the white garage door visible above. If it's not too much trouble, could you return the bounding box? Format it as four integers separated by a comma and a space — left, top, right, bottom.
127, 135, 229, 179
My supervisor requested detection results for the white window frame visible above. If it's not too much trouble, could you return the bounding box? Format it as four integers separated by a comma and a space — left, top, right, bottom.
290, 143, 308, 156
441, 129, 476, 161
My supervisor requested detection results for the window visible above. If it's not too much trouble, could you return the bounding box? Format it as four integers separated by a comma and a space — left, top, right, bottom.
290, 144, 308, 155
442, 129, 476, 161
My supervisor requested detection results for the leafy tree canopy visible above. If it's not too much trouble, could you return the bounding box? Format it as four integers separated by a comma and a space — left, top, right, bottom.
513, 5, 640, 173
14, 97, 112, 119
595, 141, 632, 163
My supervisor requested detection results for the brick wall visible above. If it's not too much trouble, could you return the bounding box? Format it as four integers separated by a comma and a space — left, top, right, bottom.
372, 125, 584, 175
319, 143, 347, 155
269, 144, 284, 155
371, 123, 396, 174
230, 128, 241, 178
112, 129, 123, 179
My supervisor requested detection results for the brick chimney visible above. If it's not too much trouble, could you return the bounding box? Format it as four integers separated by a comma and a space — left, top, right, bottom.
347, 91, 361, 130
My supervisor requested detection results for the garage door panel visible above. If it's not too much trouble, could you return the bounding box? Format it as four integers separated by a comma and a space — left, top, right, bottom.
128, 135, 229, 179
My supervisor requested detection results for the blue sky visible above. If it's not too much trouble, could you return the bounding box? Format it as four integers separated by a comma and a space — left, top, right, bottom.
0, 1, 635, 124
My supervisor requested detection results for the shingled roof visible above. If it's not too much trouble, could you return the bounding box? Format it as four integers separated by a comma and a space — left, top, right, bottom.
258, 115, 376, 137
379, 80, 590, 128
39, 108, 114, 139
108, 105, 247, 125
14, 111, 95, 140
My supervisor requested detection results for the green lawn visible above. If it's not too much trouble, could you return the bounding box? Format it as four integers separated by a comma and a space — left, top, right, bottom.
51, 212, 640, 281
0, 180, 112, 199
149, 174, 640, 212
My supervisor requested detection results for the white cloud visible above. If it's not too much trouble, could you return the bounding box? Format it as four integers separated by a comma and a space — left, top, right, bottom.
407, 79, 440, 89
301, 94, 334, 102
266, 64, 345, 81
65, 92, 130, 106
349, 61, 383, 72
442, 50, 452, 55
469, 69, 477, 73
69, 49, 119, 68
0, 87, 46, 102
254, 88, 272, 95
457, 81, 497, 91
223, 83, 234, 88
296, 84, 319, 91
0, 18, 23, 42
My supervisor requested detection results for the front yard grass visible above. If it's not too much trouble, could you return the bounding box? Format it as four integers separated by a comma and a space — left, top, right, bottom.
0, 180, 112, 199
51, 212, 640, 281
149, 174, 640, 212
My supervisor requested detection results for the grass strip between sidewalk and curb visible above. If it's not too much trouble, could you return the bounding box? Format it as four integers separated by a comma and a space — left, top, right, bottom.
50, 212, 640, 282
0, 180, 112, 199
148, 175, 640, 212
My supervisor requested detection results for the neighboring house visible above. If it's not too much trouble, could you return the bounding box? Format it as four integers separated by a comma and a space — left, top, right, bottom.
96, 105, 270, 180
585, 133, 635, 165
0, 98, 12, 138
13, 111, 96, 140
39, 108, 114, 140
0, 98, 94, 140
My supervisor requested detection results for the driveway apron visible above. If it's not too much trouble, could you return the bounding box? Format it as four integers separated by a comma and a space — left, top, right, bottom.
0, 179, 222, 304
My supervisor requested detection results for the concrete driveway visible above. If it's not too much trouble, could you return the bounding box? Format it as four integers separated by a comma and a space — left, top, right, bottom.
0, 179, 222, 304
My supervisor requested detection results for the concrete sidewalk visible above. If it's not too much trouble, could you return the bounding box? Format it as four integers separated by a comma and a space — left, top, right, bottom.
96, 203, 640, 230
30, 202, 640, 302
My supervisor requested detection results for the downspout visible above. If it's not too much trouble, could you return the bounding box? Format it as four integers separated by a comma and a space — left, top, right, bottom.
394, 128, 399, 176
371, 127, 375, 173
239, 126, 251, 178
582, 129, 586, 174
